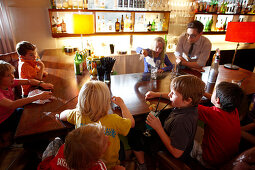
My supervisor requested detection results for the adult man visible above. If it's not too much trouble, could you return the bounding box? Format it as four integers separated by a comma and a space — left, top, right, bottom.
174, 20, 212, 71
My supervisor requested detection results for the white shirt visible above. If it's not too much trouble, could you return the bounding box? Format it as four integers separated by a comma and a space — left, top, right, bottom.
174, 33, 212, 67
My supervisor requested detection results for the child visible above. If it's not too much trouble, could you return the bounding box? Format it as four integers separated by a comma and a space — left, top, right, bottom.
136, 37, 173, 73
0, 60, 53, 147
38, 123, 111, 170
16, 41, 48, 96
191, 82, 244, 167
129, 75, 205, 169
60, 81, 135, 169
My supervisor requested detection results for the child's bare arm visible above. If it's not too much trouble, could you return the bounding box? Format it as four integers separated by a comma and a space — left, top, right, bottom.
0, 91, 52, 110
145, 91, 169, 100
146, 113, 184, 158
59, 110, 70, 121
204, 92, 212, 100
111, 96, 135, 128
241, 122, 255, 131
35, 60, 45, 80
17, 79, 54, 90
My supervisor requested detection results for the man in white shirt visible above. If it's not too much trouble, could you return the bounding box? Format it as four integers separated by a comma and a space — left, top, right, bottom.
174, 21, 212, 72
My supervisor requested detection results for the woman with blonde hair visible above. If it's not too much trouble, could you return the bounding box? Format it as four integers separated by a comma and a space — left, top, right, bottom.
60, 81, 135, 169
136, 37, 173, 73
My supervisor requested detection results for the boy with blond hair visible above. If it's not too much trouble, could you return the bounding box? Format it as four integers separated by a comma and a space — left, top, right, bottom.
16, 41, 48, 96
129, 75, 205, 169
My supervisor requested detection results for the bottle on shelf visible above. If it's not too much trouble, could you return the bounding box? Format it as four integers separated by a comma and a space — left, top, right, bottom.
115, 18, 120, 32
147, 21, 152, 31
223, 18, 227, 31
56, 17, 61, 33
118, 0, 123, 8
162, 17, 167, 31
56, 0, 62, 9
121, 15, 124, 32
50, 0, 56, 9
129, 15, 133, 31
73, 0, 78, 9
124, 0, 128, 8
78, 0, 84, 9
124, 15, 129, 31
97, 16, 101, 32
101, 15, 106, 32
62, 0, 69, 9
206, 48, 220, 94
61, 19, 67, 33
108, 20, 114, 32
129, 0, 134, 9
151, 19, 155, 31
51, 16, 57, 33
68, 0, 73, 9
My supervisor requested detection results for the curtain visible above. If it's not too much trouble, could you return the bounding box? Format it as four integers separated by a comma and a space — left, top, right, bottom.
0, 0, 16, 54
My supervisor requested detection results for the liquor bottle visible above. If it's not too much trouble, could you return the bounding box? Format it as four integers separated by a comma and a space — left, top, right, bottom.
115, 18, 120, 32
129, 0, 134, 8
61, 19, 67, 33
124, 0, 128, 8
151, 19, 155, 31
68, 0, 73, 9
121, 15, 124, 32
51, 16, 57, 33
118, 0, 123, 8
97, 16, 101, 32
101, 15, 106, 31
78, 0, 84, 9
108, 20, 113, 32
62, 0, 69, 9
206, 48, 220, 93
129, 15, 133, 31
147, 21, 152, 31
50, 0, 56, 9
56, 17, 61, 33
124, 15, 129, 31
74, 52, 82, 75
223, 18, 227, 31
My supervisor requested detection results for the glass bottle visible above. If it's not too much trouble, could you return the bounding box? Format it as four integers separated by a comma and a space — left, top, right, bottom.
97, 16, 101, 32
62, 0, 69, 9
206, 48, 220, 93
121, 15, 124, 32
115, 18, 120, 32
51, 16, 57, 33
61, 19, 66, 33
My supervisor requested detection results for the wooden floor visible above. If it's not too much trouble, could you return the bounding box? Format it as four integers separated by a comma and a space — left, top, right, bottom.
0, 146, 40, 170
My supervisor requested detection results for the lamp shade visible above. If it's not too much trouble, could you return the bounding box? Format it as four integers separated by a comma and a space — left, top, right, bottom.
225, 22, 255, 43
73, 14, 95, 34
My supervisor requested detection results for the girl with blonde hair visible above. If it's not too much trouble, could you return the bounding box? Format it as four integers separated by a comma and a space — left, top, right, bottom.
136, 37, 173, 73
60, 81, 135, 169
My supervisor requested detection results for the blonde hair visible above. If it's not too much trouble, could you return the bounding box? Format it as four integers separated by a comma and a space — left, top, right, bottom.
171, 75, 205, 106
64, 123, 106, 170
77, 81, 111, 121
151, 37, 166, 65
0, 60, 15, 80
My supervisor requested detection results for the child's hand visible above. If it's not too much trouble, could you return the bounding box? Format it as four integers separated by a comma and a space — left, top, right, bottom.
36, 91, 52, 100
111, 96, 125, 108
43, 71, 48, 77
158, 69, 164, 73
37, 60, 45, 67
146, 113, 162, 131
41, 83, 54, 90
145, 91, 157, 99
113, 165, 125, 170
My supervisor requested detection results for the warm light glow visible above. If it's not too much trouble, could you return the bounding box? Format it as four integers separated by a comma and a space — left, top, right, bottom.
73, 14, 95, 34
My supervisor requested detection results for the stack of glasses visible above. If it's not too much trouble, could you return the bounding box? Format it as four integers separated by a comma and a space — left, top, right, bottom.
97, 57, 116, 82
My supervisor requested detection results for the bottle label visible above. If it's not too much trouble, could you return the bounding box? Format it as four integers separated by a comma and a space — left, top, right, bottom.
207, 69, 218, 83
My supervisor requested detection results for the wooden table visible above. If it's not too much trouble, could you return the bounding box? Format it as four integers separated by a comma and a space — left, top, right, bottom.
14, 50, 255, 143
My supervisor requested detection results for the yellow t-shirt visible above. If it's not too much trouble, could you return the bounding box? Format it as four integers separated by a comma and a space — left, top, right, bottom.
66, 109, 131, 169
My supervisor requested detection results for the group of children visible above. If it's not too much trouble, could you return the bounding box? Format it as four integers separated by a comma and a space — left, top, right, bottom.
0, 40, 246, 169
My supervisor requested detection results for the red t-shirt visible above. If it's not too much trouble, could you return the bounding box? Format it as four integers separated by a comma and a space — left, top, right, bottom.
38, 144, 107, 170
198, 105, 241, 166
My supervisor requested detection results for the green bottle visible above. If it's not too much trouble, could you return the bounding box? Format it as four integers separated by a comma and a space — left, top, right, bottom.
74, 52, 82, 75
151, 20, 155, 31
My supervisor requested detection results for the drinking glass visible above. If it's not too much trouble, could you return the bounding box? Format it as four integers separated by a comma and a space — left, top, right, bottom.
143, 111, 159, 137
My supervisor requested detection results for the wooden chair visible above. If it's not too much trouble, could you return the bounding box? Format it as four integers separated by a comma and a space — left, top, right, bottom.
0, 52, 21, 98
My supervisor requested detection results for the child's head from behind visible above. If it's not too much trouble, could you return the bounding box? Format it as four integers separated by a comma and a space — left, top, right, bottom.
169, 75, 205, 107
213, 82, 244, 112
64, 123, 108, 170
16, 41, 37, 60
0, 60, 15, 86
77, 81, 111, 121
